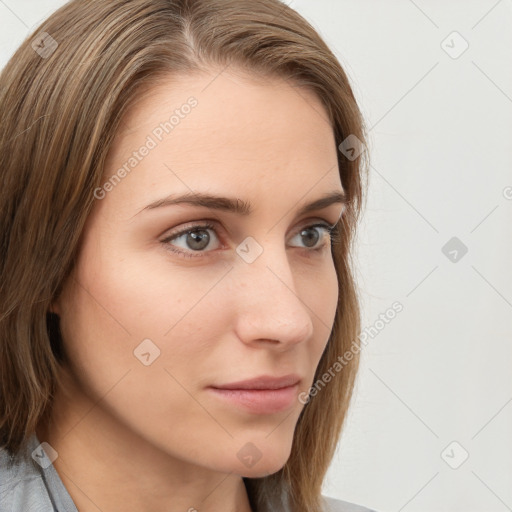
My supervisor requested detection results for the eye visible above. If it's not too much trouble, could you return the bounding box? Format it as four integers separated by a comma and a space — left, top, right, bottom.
289, 223, 339, 252
160, 220, 340, 260
161, 222, 220, 259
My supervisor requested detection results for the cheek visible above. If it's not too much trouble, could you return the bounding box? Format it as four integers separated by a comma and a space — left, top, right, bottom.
302, 257, 339, 345
57, 252, 238, 455
62, 244, 339, 379
316, 258, 339, 318
56, 238, 339, 471
59, 244, 234, 394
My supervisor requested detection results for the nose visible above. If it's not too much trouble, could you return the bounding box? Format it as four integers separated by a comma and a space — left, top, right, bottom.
230, 243, 316, 351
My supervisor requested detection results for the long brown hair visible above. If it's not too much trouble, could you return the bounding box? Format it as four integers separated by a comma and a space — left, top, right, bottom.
0, 1, 368, 510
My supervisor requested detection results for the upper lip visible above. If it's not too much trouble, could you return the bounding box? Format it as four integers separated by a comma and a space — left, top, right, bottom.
211, 374, 301, 390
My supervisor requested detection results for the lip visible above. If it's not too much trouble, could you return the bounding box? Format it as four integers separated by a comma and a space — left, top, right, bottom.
211, 374, 301, 390
208, 374, 301, 414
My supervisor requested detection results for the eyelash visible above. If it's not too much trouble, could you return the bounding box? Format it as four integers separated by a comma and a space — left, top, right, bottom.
161, 221, 341, 260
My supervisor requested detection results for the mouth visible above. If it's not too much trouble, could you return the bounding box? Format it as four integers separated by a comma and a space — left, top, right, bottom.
207, 374, 301, 414
207, 384, 300, 414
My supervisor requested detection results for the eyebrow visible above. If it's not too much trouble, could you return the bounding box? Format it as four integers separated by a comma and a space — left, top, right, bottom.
136, 190, 349, 218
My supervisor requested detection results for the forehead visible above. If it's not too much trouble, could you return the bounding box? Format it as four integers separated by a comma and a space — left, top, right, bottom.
113, 69, 335, 157
100, 69, 342, 216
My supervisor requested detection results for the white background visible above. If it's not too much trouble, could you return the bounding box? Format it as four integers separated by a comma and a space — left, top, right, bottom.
1, 1, 511, 511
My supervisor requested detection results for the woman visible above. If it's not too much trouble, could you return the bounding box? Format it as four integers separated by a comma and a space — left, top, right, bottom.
0, 1, 375, 511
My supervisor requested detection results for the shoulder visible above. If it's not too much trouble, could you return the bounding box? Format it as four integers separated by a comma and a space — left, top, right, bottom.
0, 435, 54, 512
321, 494, 379, 512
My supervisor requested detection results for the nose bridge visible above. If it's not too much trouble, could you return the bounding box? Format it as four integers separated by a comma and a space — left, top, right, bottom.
231, 237, 315, 346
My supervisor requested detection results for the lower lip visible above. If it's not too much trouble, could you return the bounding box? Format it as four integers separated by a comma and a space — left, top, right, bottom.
208, 384, 299, 414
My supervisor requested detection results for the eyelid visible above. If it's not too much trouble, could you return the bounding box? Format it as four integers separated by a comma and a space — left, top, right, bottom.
161, 216, 338, 243
160, 216, 340, 260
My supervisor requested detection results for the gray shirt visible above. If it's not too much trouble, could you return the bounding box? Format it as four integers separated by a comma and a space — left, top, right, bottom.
0, 433, 377, 512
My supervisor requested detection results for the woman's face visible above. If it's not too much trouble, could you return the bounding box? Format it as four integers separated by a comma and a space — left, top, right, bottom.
53, 69, 345, 478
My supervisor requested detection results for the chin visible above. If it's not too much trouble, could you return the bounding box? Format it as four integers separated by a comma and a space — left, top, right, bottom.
230, 437, 292, 478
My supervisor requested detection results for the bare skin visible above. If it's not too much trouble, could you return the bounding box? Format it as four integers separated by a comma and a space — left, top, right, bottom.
36, 68, 344, 512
